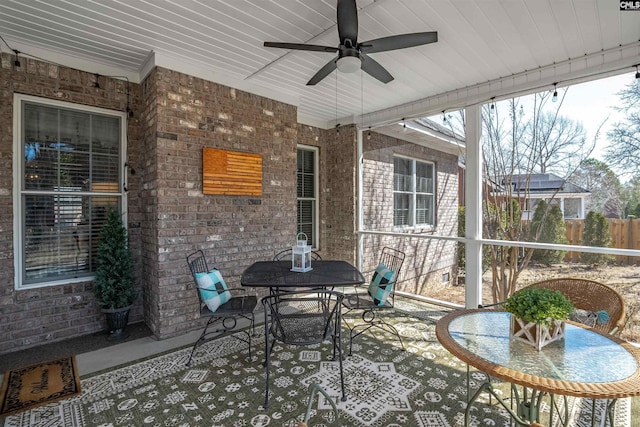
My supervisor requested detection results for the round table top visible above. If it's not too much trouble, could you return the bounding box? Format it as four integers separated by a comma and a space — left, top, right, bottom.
435, 309, 640, 399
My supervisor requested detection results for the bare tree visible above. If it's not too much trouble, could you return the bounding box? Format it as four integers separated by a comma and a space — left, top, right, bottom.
605, 83, 640, 176
442, 88, 599, 302
481, 90, 596, 302
572, 158, 623, 218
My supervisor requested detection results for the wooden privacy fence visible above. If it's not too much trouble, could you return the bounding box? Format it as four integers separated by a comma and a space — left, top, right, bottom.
564, 219, 640, 265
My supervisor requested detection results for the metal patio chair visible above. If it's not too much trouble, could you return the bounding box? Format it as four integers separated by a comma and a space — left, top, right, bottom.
342, 247, 406, 355
186, 250, 257, 366
262, 289, 346, 408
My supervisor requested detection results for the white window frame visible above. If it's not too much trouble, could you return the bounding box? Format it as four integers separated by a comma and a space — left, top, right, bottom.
13, 94, 127, 290
393, 155, 436, 228
296, 145, 319, 249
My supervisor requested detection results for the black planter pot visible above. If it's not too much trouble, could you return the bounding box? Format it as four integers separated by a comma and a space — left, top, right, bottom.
102, 305, 132, 341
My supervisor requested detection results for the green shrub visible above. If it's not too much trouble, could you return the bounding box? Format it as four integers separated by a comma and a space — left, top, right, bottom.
581, 210, 612, 265
529, 201, 567, 265
504, 287, 574, 327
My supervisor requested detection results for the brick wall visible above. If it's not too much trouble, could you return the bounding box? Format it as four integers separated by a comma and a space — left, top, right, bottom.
0, 56, 361, 351
147, 68, 300, 339
139, 68, 161, 336
0, 53, 456, 353
296, 124, 358, 263
0, 53, 144, 353
361, 131, 458, 294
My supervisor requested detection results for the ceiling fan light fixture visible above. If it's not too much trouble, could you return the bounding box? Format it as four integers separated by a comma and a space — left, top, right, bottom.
336, 56, 361, 73
263, 0, 438, 85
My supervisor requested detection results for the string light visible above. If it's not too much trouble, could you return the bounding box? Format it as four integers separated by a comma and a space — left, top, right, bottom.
13, 49, 20, 67
635, 65, 640, 86
552, 82, 558, 102
442, 110, 447, 124
93, 73, 100, 89
490, 98, 495, 115
367, 127, 371, 140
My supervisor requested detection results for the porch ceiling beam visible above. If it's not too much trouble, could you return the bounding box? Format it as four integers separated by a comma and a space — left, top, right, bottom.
358, 41, 640, 130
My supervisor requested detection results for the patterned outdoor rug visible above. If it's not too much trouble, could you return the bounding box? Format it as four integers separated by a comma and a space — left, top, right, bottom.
0, 356, 81, 417
0, 301, 629, 426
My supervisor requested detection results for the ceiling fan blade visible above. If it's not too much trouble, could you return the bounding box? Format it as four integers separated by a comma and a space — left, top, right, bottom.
360, 53, 393, 84
337, 0, 358, 46
359, 32, 438, 53
264, 42, 338, 53
307, 57, 338, 85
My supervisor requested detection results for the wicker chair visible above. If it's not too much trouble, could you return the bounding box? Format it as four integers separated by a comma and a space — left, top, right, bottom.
518, 278, 625, 335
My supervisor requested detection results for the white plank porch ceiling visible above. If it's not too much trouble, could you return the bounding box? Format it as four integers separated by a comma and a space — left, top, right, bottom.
0, 0, 639, 129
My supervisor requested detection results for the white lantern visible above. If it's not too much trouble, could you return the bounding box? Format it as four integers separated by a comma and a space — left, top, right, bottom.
291, 233, 312, 272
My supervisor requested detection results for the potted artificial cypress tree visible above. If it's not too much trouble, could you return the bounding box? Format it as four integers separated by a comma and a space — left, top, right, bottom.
94, 206, 137, 340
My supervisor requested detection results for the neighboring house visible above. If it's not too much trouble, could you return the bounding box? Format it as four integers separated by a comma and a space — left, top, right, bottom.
502, 173, 591, 220
0, 56, 460, 354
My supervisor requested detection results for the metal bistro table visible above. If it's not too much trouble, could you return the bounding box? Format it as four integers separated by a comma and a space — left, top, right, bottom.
435, 309, 640, 427
240, 260, 365, 290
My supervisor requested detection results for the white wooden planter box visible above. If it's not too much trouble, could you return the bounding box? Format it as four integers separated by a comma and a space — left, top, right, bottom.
509, 315, 565, 351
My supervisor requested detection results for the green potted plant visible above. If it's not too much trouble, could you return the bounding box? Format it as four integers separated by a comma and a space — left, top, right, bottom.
94, 206, 137, 340
504, 287, 574, 350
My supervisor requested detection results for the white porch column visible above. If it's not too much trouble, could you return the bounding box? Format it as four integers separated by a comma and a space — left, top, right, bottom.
465, 104, 483, 308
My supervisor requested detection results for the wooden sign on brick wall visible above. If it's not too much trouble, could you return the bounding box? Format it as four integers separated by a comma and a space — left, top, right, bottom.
202, 147, 262, 196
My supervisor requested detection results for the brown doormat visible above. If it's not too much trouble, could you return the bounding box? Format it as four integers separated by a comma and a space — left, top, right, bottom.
0, 355, 81, 417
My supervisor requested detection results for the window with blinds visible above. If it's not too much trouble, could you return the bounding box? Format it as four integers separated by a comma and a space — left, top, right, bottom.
393, 157, 435, 227
297, 147, 318, 247
14, 95, 126, 288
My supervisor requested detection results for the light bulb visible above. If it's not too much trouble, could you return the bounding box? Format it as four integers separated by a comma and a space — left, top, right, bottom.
336, 56, 361, 73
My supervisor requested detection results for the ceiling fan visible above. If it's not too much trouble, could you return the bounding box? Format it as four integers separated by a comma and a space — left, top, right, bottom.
263, 0, 437, 86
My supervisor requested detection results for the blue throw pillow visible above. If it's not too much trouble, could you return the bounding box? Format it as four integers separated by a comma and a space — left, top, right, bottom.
195, 269, 231, 312
367, 263, 396, 306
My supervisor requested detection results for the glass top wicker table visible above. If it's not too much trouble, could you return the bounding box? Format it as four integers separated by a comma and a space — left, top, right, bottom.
436, 309, 640, 427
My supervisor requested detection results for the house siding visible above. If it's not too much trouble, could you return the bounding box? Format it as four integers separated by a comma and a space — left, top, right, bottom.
361, 132, 459, 294
0, 53, 456, 354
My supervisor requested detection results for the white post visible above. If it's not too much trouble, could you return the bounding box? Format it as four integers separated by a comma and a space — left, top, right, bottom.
357, 128, 364, 271
465, 104, 483, 309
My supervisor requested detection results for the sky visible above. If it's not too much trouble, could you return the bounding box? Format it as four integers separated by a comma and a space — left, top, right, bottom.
559, 73, 637, 162
427, 72, 638, 173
